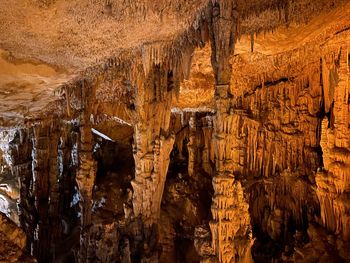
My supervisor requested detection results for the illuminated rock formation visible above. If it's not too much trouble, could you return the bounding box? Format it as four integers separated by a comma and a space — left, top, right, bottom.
0, 0, 350, 262
131, 66, 176, 225
316, 46, 350, 242
209, 84, 253, 263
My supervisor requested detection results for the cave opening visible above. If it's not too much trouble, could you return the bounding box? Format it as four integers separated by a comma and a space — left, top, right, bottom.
92, 124, 134, 183
92, 125, 134, 210
88, 123, 135, 262
158, 111, 214, 263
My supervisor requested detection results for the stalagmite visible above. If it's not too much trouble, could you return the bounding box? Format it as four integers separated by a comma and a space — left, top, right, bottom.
0, 0, 350, 262
187, 114, 198, 177
209, 85, 253, 263
205, 1, 254, 262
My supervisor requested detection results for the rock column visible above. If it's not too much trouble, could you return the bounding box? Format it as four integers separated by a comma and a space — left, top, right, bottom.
207, 1, 253, 262
316, 47, 350, 241
131, 66, 175, 225
75, 80, 97, 262
130, 66, 175, 261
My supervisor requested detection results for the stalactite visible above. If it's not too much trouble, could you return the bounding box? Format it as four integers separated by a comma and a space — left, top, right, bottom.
187, 114, 197, 177
8, 129, 34, 253
209, 85, 253, 263
316, 47, 350, 241
204, 1, 254, 262
48, 123, 62, 260
1, 1, 350, 262
132, 68, 174, 226
31, 124, 52, 263
5, 121, 64, 263
74, 79, 98, 262
129, 65, 176, 262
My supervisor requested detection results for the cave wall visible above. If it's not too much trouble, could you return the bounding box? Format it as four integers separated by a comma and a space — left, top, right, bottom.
0, 120, 81, 262
1, 1, 350, 263
316, 46, 350, 242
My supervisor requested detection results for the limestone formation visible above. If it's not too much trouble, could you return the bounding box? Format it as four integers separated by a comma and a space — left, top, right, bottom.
0, 212, 36, 262
1, 0, 350, 263
316, 46, 350, 243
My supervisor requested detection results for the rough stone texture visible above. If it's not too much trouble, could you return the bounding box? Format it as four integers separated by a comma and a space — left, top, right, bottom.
0, 212, 36, 262
131, 65, 176, 226
316, 47, 350, 242
1, 0, 350, 263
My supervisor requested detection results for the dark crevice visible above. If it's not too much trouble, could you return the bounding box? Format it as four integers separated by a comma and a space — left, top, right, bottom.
335, 25, 350, 35
244, 77, 290, 98
257, 77, 290, 88
160, 114, 214, 263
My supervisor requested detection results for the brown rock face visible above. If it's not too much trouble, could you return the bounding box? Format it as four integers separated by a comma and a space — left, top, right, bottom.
1, 0, 350, 263
316, 49, 350, 242
0, 212, 36, 262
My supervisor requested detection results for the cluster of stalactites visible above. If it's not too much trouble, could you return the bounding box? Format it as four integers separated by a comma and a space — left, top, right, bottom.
130, 64, 177, 226
0, 119, 80, 263
316, 45, 350, 241
171, 110, 215, 177
207, 84, 253, 263
249, 168, 319, 241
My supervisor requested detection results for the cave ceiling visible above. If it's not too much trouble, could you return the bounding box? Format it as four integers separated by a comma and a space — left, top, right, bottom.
1, 1, 350, 262
0, 0, 348, 127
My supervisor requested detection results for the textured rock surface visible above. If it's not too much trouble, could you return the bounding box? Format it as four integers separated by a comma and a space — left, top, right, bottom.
1, 0, 350, 262
0, 212, 36, 262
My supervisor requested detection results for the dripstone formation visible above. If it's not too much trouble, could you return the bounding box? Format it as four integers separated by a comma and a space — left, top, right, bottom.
0, 0, 350, 262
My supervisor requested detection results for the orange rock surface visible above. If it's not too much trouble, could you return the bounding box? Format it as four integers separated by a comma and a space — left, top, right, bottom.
0, 0, 350, 262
